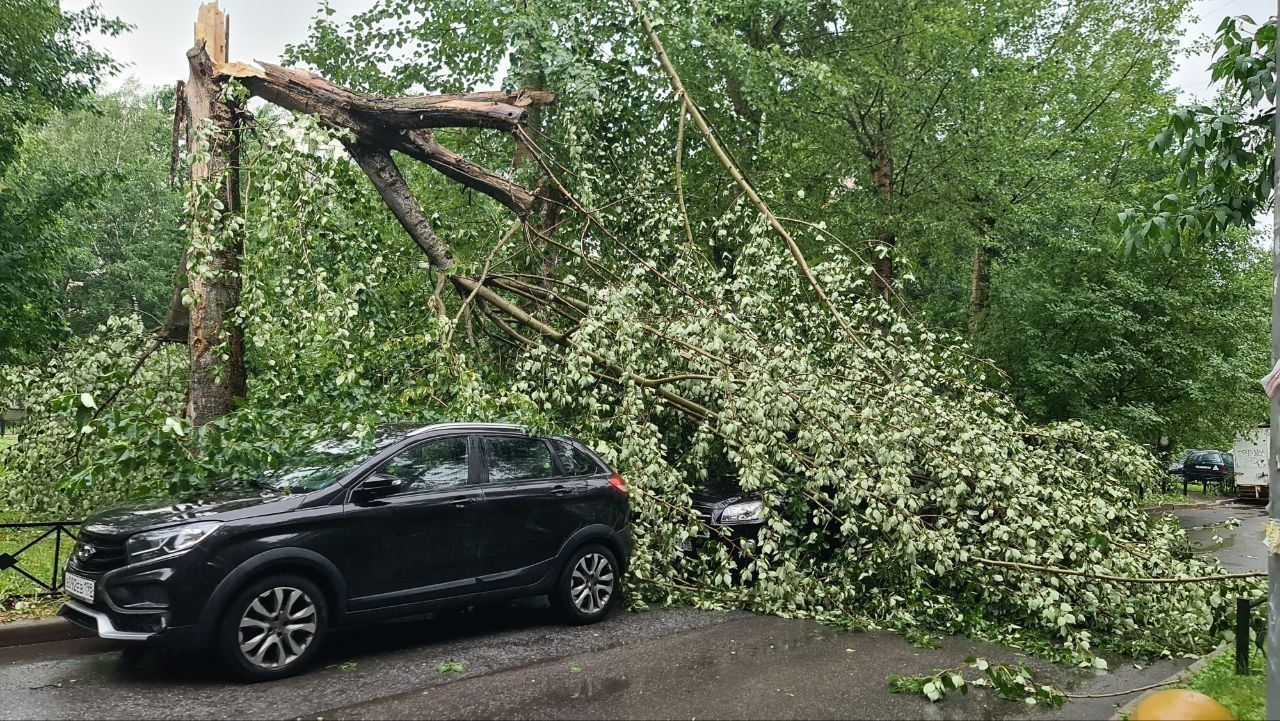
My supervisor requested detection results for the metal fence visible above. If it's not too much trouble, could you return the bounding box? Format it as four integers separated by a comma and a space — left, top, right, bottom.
1237, 596, 1267, 675
0, 521, 80, 600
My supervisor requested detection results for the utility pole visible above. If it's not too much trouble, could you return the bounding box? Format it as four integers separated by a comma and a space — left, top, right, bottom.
1268, 0, 1280, 711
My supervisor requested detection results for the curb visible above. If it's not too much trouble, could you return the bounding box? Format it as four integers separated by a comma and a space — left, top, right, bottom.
0, 614, 91, 648
1109, 642, 1230, 721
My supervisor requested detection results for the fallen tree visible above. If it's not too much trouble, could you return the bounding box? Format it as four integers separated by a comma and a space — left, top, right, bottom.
0, 1, 1259, 665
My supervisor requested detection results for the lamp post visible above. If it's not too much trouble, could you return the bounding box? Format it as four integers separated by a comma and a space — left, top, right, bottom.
1267, 3, 1279, 711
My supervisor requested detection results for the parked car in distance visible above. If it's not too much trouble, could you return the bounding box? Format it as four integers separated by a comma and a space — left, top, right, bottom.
1179, 449, 1235, 494
59, 423, 630, 681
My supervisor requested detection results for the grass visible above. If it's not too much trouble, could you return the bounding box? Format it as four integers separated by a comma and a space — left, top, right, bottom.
1142, 490, 1197, 508
1177, 645, 1265, 720
0, 433, 67, 621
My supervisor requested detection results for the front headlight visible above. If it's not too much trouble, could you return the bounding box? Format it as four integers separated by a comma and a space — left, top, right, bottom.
126, 521, 221, 564
719, 499, 762, 524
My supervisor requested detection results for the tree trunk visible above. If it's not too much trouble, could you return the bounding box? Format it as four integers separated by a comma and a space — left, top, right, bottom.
183, 2, 246, 426
968, 246, 991, 336
966, 214, 997, 338
869, 141, 895, 302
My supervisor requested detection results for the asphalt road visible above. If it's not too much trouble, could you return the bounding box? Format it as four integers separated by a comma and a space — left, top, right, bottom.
1166, 497, 1269, 573
0, 496, 1260, 720
323, 614, 1188, 721
0, 603, 739, 720
0, 604, 1188, 721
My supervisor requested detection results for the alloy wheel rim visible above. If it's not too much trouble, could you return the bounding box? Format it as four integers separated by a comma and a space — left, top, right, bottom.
238, 586, 317, 669
570, 553, 614, 615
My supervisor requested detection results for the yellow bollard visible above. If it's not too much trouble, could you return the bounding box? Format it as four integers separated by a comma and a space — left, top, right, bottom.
1130, 689, 1235, 720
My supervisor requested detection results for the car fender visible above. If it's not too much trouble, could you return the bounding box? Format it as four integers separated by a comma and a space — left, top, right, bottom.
554, 524, 629, 573
197, 547, 348, 639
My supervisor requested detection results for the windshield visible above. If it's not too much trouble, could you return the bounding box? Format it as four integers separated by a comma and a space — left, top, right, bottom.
260, 428, 409, 492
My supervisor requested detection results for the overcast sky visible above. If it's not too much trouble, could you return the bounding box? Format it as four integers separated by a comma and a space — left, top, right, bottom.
67, 0, 1276, 102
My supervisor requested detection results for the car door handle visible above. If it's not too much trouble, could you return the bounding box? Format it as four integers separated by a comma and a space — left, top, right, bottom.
450, 497, 478, 507
549, 485, 573, 496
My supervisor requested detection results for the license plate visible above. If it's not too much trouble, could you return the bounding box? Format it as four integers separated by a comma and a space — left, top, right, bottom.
1195, 465, 1210, 470
64, 572, 94, 603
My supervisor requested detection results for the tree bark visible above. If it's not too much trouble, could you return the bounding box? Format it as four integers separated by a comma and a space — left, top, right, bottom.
968, 246, 991, 336
966, 214, 997, 337
869, 141, 895, 303
183, 2, 246, 425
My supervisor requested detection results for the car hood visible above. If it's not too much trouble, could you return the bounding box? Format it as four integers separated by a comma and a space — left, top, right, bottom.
690, 489, 755, 510
81, 488, 304, 538
690, 488, 762, 524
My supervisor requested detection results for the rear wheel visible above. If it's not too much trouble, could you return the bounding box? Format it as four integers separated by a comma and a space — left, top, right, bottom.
552, 544, 619, 624
216, 574, 328, 682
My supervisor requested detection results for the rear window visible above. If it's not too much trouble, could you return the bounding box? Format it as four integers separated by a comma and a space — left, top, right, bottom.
1191, 451, 1223, 465
552, 439, 605, 476
483, 436, 555, 482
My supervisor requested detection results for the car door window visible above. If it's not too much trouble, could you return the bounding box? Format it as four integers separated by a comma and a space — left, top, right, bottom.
379, 437, 469, 493
483, 436, 555, 483
551, 439, 604, 476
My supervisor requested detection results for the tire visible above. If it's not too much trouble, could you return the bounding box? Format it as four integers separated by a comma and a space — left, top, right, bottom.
216, 574, 328, 682
552, 543, 620, 625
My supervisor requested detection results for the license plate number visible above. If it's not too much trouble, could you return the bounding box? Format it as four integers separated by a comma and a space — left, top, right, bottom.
64, 572, 94, 603
1195, 465, 1210, 469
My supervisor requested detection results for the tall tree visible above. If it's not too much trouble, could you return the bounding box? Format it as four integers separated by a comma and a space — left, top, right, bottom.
0, 0, 125, 363
11, 87, 185, 335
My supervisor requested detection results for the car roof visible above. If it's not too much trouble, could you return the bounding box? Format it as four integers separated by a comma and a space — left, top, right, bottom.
381, 421, 529, 437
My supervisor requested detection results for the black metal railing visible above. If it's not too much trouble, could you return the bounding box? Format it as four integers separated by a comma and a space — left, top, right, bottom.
1236, 596, 1267, 675
0, 521, 80, 599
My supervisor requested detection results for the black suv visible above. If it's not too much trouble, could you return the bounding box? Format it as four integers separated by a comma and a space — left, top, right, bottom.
58, 423, 630, 681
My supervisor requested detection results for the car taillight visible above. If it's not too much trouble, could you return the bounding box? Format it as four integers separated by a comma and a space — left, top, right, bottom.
1213, 465, 1222, 472
608, 472, 628, 495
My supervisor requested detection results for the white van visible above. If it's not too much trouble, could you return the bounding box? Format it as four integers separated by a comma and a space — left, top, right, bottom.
1232, 424, 1269, 500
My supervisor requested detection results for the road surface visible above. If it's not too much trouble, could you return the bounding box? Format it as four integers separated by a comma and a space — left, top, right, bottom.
0, 497, 1260, 720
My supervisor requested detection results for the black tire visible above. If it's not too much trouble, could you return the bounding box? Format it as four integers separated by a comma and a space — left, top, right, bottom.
552, 543, 620, 625
216, 574, 328, 682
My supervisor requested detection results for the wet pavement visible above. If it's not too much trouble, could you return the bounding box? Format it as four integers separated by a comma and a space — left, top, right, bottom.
1161, 496, 1268, 573
0, 604, 740, 720
0, 495, 1262, 720
325, 615, 1188, 721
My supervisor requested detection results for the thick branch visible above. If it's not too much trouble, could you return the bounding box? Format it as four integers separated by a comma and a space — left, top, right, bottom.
344, 142, 455, 270
221, 61, 539, 214
972, 556, 1265, 585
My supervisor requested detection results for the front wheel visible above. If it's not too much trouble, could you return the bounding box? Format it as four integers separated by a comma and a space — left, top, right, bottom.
552, 544, 620, 624
216, 574, 328, 682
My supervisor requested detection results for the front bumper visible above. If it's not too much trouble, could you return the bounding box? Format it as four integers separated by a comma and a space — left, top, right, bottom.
679, 522, 761, 555
59, 600, 158, 641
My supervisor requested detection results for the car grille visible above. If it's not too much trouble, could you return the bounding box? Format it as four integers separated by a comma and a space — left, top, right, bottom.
70, 530, 129, 574
110, 613, 163, 633
60, 602, 98, 632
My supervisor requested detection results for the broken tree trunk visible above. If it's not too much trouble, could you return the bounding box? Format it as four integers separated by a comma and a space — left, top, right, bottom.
183, 1, 247, 426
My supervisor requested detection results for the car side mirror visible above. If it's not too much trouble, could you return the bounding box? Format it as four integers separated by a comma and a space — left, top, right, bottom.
353, 473, 403, 503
